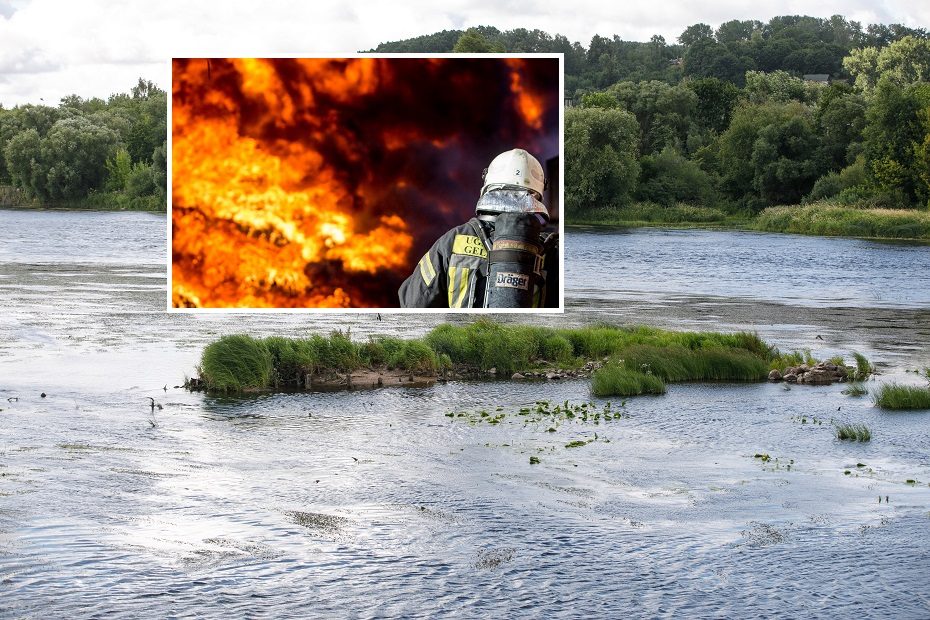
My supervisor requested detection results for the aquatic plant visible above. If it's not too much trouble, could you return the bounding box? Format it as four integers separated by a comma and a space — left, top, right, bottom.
591, 364, 666, 397
852, 352, 874, 381
425, 320, 563, 374
834, 423, 872, 442
200, 334, 274, 392
565, 440, 592, 448
571, 202, 738, 227
873, 383, 930, 410
448, 400, 622, 427
768, 348, 816, 371
360, 336, 438, 374
196, 319, 870, 394
619, 344, 769, 382
753, 203, 930, 240
842, 382, 869, 397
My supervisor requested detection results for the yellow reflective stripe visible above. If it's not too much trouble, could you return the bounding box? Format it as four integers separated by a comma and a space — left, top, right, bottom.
447, 265, 457, 307
418, 252, 436, 286
451, 234, 488, 259
455, 267, 470, 308
446, 266, 471, 308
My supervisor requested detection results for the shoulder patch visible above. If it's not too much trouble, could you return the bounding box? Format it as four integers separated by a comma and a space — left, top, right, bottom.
452, 234, 488, 259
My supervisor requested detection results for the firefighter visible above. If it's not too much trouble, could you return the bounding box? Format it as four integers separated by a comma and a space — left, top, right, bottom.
398, 148, 558, 309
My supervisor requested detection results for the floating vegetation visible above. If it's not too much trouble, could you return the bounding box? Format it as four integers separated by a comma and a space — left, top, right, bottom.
565, 440, 591, 448
752, 454, 795, 471
447, 400, 623, 429
790, 414, 825, 425
834, 423, 872, 442
873, 383, 930, 410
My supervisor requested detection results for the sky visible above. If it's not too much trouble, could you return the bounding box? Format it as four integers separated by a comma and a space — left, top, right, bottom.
1, 0, 928, 106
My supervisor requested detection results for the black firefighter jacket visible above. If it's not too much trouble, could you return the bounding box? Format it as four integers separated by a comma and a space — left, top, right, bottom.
398, 217, 558, 309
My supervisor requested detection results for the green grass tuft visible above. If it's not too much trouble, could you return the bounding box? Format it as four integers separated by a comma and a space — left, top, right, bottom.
835, 423, 872, 442
842, 382, 869, 397
852, 352, 874, 381
591, 364, 666, 397
200, 335, 273, 392
620, 344, 768, 382
873, 383, 930, 410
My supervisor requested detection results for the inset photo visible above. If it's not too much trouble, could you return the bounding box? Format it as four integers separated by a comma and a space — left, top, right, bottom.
170, 56, 563, 310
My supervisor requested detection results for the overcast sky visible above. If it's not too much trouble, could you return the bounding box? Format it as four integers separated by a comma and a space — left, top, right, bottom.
1, 0, 928, 106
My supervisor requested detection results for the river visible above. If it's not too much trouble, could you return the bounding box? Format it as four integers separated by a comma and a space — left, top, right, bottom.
1, 210, 929, 618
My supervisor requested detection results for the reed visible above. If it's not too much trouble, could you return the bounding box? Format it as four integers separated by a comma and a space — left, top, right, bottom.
873, 383, 930, 410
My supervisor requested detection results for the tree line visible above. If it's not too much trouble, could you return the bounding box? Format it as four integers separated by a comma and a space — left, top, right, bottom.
568, 36, 930, 213
0, 78, 166, 210
370, 16, 927, 93
375, 17, 930, 214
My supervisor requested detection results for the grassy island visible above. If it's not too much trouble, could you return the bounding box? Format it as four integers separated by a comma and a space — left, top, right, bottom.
194, 320, 871, 397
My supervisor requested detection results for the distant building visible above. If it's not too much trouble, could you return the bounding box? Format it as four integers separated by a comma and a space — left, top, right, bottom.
564, 96, 576, 108
669, 58, 683, 66
803, 74, 830, 84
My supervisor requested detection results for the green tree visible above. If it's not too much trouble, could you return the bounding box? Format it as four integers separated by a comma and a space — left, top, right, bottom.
636, 147, 714, 205
39, 117, 119, 200
152, 140, 167, 200
717, 101, 824, 207
452, 28, 505, 53
845, 36, 930, 94
843, 46, 881, 91
3, 128, 43, 198
606, 81, 698, 155
744, 70, 818, 104
105, 148, 132, 191
683, 39, 754, 85
679, 23, 714, 46
564, 107, 640, 211
685, 77, 742, 133
0, 104, 65, 182
716, 20, 763, 45
580, 91, 619, 109
862, 79, 930, 206
814, 84, 867, 168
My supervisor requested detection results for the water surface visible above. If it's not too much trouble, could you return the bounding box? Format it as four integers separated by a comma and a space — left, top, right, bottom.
2, 211, 929, 618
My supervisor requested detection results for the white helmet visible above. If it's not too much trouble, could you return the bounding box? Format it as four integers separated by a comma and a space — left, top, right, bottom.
480, 149, 546, 199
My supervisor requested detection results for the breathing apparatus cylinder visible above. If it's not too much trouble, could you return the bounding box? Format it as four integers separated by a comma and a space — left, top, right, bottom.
483, 212, 544, 308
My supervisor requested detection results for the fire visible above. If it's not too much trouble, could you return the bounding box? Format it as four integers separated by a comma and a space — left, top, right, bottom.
171, 57, 558, 308
506, 58, 545, 130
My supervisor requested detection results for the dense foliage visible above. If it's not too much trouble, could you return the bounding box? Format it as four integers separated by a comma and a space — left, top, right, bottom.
0, 78, 166, 209
375, 18, 930, 219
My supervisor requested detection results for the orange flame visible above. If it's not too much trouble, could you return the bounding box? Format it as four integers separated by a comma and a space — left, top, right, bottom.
171, 57, 557, 308
506, 58, 545, 130
172, 59, 412, 308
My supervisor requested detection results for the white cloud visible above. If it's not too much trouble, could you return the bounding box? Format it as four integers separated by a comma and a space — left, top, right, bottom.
0, 0, 927, 106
